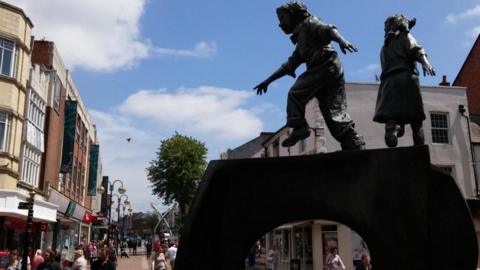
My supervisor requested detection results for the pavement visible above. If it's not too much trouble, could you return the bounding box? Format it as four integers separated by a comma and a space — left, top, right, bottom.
89, 247, 268, 270
116, 252, 150, 270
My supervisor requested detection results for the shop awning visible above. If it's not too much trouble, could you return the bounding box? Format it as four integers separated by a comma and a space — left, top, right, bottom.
0, 190, 58, 222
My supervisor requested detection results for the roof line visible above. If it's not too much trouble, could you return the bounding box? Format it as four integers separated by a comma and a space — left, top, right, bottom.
453, 34, 480, 85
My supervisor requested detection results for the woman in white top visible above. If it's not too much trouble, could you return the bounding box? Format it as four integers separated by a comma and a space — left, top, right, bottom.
326, 248, 345, 270
151, 244, 168, 270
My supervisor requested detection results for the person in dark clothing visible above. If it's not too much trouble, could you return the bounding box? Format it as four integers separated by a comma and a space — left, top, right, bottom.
254, 1, 365, 150
146, 241, 152, 258
373, 14, 435, 147
36, 249, 60, 270
91, 248, 116, 270
355, 254, 372, 270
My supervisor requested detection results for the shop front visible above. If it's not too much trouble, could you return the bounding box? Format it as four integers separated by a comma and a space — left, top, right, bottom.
47, 188, 92, 261
0, 189, 58, 251
266, 220, 363, 270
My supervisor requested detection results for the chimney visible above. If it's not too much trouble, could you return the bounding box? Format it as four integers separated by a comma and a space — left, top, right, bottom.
439, 75, 450, 86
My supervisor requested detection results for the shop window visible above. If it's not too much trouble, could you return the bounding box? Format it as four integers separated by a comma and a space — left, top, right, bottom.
0, 38, 15, 77
430, 112, 449, 144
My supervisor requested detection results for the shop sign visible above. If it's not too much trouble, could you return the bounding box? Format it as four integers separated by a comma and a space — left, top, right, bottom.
39, 223, 48, 232
60, 100, 77, 173
87, 144, 100, 196
65, 201, 76, 217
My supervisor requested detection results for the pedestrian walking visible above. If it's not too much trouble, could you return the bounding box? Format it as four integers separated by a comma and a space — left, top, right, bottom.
151, 244, 168, 270
91, 248, 116, 270
71, 249, 87, 270
32, 249, 44, 270
326, 248, 345, 270
36, 249, 60, 270
165, 243, 177, 270
355, 254, 373, 270
266, 245, 279, 270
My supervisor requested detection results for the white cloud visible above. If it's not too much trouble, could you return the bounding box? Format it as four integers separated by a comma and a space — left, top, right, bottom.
153, 41, 218, 58
466, 26, 480, 38
90, 86, 269, 212
119, 86, 263, 139
12, 0, 217, 72
446, 5, 480, 24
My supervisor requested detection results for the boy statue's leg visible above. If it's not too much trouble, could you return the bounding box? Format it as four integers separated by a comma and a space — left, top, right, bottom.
411, 121, 425, 145
318, 77, 365, 151
282, 78, 317, 147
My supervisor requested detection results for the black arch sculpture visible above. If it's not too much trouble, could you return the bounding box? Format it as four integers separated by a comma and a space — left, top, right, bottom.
174, 146, 478, 270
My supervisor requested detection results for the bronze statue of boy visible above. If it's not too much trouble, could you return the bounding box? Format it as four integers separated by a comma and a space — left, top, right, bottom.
373, 14, 435, 147
254, 2, 365, 150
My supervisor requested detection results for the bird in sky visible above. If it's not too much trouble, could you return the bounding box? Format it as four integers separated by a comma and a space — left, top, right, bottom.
126, 137, 132, 142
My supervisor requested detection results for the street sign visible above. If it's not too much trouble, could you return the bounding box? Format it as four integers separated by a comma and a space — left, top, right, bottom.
18, 202, 32, 210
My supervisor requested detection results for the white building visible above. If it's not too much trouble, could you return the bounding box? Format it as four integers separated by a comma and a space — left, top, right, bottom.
224, 82, 475, 270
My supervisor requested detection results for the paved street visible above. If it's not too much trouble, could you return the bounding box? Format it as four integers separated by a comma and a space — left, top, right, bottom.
117, 253, 150, 270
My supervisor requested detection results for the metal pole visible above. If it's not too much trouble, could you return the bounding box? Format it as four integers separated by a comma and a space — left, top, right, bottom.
107, 183, 113, 246
459, 105, 480, 198
117, 197, 120, 252
21, 191, 35, 270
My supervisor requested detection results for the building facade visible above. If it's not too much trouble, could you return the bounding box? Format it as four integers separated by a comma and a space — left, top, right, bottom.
0, 1, 58, 252
31, 39, 103, 258
224, 82, 475, 270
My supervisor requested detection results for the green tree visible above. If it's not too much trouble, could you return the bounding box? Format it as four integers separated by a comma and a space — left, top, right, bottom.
147, 132, 207, 230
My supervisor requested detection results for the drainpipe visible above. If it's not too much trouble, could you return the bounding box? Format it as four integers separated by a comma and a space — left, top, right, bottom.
459, 105, 480, 198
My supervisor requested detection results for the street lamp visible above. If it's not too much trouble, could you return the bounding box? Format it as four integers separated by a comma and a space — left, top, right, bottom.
113, 194, 129, 252
106, 179, 126, 247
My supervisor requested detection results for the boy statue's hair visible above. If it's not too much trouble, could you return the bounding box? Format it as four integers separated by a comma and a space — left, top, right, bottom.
276, 1, 311, 22
384, 14, 416, 34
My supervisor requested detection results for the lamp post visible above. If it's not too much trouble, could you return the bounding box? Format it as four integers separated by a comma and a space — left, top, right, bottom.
113, 194, 129, 252
105, 179, 126, 247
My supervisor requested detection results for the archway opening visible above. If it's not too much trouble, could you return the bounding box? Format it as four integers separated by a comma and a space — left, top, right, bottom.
246, 220, 370, 270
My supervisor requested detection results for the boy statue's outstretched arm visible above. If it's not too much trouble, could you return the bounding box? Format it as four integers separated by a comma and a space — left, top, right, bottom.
330, 28, 358, 54
418, 54, 435, 76
254, 67, 288, 95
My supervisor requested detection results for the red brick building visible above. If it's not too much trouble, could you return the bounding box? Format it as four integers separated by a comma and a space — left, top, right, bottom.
453, 34, 480, 124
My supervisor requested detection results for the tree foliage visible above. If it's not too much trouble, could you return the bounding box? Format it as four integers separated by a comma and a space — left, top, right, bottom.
147, 132, 207, 219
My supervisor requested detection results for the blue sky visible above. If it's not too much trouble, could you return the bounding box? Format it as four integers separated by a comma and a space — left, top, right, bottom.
12, 0, 480, 212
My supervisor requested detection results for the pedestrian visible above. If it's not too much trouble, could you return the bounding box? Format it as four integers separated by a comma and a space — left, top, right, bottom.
373, 14, 435, 147
32, 249, 44, 270
355, 254, 373, 270
108, 246, 117, 266
165, 242, 177, 270
132, 242, 137, 256
146, 241, 152, 258
151, 244, 168, 270
254, 1, 365, 150
91, 248, 116, 270
266, 245, 279, 270
120, 242, 129, 258
5, 250, 25, 270
37, 249, 60, 270
326, 248, 345, 270
70, 249, 87, 270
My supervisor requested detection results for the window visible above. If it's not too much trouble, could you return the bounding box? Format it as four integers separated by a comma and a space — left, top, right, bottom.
430, 112, 449, 144
0, 38, 15, 77
0, 112, 10, 152
20, 145, 42, 188
53, 77, 61, 111
437, 166, 454, 176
